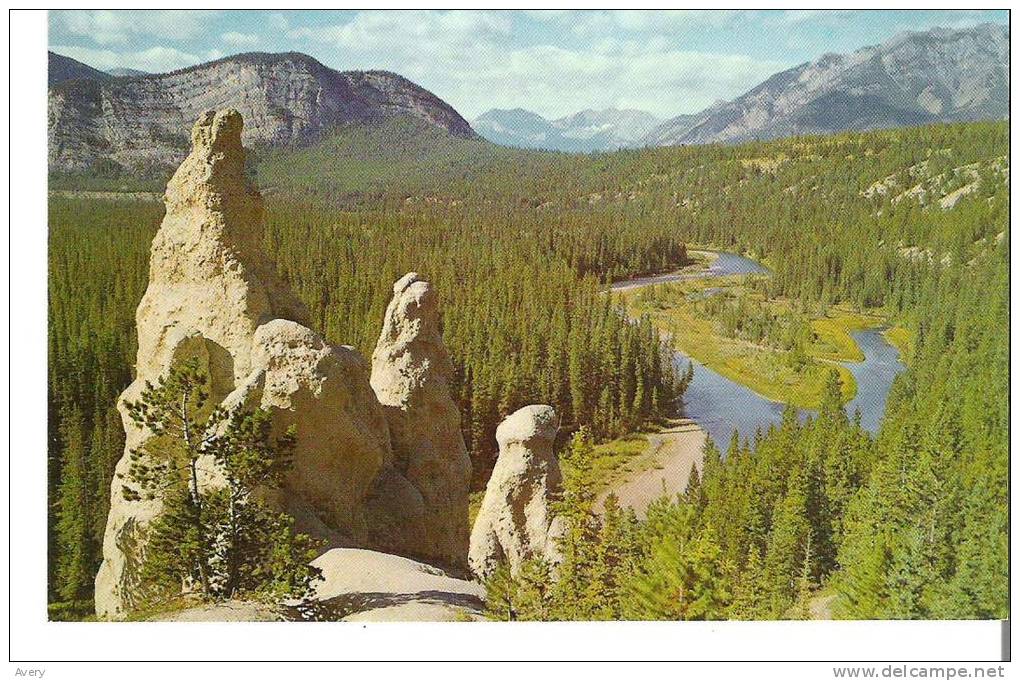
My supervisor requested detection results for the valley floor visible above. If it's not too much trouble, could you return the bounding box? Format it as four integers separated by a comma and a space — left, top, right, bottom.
616, 272, 889, 410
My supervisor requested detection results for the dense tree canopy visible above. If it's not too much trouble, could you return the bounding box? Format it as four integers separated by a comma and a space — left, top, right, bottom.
48, 119, 1007, 618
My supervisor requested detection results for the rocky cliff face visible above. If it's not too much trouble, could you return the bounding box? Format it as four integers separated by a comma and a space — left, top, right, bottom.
645, 23, 1008, 147
48, 51, 476, 173
468, 405, 564, 579
94, 109, 467, 618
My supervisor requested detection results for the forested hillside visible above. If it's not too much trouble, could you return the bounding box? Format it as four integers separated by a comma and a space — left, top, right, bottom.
48, 119, 1008, 618
491, 239, 1007, 620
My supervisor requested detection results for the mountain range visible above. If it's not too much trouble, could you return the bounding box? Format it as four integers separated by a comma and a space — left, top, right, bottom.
48, 51, 474, 172
644, 22, 1008, 146
471, 107, 661, 152
48, 23, 1008, 172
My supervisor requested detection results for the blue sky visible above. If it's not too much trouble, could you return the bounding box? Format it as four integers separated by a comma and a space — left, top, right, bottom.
49, 9, 1008, 119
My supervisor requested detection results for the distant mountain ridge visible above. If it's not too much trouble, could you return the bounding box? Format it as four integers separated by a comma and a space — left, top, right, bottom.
644, 23, 1008, 147
472, 107, 661, 152
48, 22, 1009, 171
48, 51, 476, 173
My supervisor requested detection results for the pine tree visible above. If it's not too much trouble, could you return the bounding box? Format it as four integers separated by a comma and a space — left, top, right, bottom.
550, 427, 600, 619
792, 534, 815, 620
683, 462, 705, 510
622, 523, 732, 620
122, 359, 321, 606
763, 466, 810, 617
583, 493, 636, 620
55, 402, 93, 603
730, 543, 767, 620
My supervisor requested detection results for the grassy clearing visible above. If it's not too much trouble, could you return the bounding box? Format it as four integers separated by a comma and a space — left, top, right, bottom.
583, 431, 655, 493
810, 307, 885, 362
619, 278, 886, 410
882, 325, 914, 360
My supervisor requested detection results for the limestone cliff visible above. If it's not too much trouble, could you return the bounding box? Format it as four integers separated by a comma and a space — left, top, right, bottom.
48, 52, 476, 173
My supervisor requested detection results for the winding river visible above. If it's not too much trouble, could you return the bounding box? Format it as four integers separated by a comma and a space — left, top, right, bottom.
612, 251, 906, 447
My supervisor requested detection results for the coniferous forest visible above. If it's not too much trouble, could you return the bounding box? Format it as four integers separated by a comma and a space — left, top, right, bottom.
48, 119, 1008, 620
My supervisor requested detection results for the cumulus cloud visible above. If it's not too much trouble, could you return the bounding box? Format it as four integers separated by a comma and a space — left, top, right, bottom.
284, 10, 781, 118
54, 10, 218, 45
62, 9, 975, 118
288, 10, 511, 48
221, 31, 259, 47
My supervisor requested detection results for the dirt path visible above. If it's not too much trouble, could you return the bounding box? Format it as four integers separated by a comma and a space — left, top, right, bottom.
598, 419, 706, 518
809, 592, 836, 620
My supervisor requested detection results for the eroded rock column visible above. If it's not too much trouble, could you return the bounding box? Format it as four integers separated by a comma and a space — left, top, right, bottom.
468, 405, 564, 579
370, 273, 472, 567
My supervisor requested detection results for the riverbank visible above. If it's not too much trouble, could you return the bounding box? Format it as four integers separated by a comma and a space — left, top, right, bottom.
595, 419, 706, 518
608, 249, 718, 292
881, 325, 914, 360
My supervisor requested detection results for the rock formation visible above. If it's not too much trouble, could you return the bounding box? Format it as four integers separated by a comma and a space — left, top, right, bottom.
468, 405, 565, 579
370, 272, 472, 567
95, 109, 466, 619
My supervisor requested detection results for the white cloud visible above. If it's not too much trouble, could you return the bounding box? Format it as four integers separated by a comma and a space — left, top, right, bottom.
613, 10, 745, 31
221, 31, 259, 47
54, 10, 217, 45
289, 10, 510, 48
52, 9, 793, 119
283, 10, 782, 119
50, 44, 204, 74
267, 13, 289, 31
763, 10, 855, 27
522, 10, 570, 22
560, 10, 752, 38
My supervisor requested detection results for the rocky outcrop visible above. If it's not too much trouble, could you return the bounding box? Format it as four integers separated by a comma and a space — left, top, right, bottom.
297, 549, 485, 622
96, 109, 318, 618
152, 548, 485, 622
96, 109, 455, 618
48, 51, 476, 173
129, 108, 309, 385
224, 320, 393, 538
370, 273, 471, 567
468, 405, 564, 579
